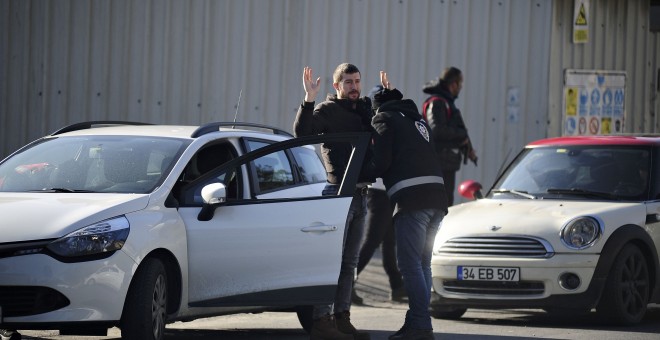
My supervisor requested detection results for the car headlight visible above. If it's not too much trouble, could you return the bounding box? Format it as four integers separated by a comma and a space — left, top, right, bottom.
47, 216, 130, 260
560, 216, 601, 250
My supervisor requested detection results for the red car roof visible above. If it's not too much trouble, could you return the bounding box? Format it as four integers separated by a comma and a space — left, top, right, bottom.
528, 135, 660, 147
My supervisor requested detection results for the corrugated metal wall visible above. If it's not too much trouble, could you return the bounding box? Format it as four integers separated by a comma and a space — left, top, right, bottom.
548, 0, 657, 135
1, 0, 654, 197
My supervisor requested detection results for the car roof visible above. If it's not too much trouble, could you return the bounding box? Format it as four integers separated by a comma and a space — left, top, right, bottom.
527, 135, 660, 147
48, 121, 293, 140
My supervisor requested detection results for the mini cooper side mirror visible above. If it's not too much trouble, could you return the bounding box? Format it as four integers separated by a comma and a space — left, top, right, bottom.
458, 180, 483, 200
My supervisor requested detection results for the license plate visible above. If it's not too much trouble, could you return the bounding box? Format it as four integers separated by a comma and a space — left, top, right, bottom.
457, 266, 520, 281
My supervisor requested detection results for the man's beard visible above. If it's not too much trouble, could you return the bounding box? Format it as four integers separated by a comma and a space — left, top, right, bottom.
344, 90, 360, 101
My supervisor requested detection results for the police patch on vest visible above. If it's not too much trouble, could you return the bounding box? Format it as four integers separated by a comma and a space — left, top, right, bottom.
415, 121, 430, 142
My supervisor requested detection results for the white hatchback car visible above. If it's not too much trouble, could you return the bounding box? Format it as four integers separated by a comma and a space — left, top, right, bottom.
431, 135, 660, 326
0, 121, 369, 340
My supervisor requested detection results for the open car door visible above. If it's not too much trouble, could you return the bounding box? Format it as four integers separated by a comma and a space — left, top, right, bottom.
178, 132, 370, 307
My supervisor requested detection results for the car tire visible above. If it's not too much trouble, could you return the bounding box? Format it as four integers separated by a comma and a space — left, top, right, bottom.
295, 305, 314, 333
120, 258, 168, 340
596, 244, 650, 326
430, 306, 467, 319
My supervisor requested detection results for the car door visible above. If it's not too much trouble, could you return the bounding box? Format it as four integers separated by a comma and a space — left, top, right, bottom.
178, 132, 370, 308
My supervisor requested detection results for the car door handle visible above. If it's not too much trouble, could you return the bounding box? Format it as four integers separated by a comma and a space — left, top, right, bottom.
301, 225, 338, 232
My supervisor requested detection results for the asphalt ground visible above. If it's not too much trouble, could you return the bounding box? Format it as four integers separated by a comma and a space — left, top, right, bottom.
13, 250, 660, 339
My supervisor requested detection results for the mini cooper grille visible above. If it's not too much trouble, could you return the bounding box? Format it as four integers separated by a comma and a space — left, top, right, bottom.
442, 280, 545, 296
438, 237, 552, 257
0, 286, 70, 317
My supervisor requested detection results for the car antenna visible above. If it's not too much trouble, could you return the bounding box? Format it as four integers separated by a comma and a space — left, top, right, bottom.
495, 147, 513, 179
232, 89, 242, 129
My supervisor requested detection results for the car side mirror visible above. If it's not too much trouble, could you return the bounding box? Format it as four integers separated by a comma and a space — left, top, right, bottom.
458, 180, 483, 200
198, 183, 227, 221
202, 183, 227, 204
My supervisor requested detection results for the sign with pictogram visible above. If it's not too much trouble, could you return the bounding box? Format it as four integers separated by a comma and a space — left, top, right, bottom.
578, 117, 587, 134
562, 69, 626, 136
573, 0, 589, 43
589, 117, 599, 134
575, 3, 587, 25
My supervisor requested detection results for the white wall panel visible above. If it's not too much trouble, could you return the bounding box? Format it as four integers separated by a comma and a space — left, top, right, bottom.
548, 0, 655, 135
1, 0, 653, 201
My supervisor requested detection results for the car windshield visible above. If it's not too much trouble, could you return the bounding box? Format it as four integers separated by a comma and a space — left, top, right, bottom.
0, 136, 187, 193
491, 145, 651, 201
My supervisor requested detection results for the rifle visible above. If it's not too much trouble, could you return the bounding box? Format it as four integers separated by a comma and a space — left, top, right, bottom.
461, 139, 478, 166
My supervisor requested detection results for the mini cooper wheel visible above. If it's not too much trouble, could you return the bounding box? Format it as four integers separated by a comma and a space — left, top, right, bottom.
120, 258, 168, 340
596, 244, 650, 326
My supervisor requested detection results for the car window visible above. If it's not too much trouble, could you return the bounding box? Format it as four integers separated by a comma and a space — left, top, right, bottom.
179, 165, 241, 206
493, 146, 651, 200
0, 136, 186, 193
179, 133, 370, 207
173, 142, 238, 204
245, 139, 294, 193
291, 146, 327, 184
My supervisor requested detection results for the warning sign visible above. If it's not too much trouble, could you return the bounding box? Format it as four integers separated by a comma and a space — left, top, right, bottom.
601, 117, 611, 134
562, 69, 626, 136
578, 117, 587, 134
566, 87, 578, 116
575, 4, 587, 25
573, 0, 589, 43
589, 117, 599, 135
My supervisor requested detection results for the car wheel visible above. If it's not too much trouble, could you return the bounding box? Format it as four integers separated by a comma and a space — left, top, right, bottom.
430, 305, 467, 319
120, 258, 168, 340
596, 244, 650, 326
295, 305, 314, 333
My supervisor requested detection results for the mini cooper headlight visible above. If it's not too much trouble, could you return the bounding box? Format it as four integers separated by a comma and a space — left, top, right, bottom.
47, 216, 130, 259
560, 216, 601, 249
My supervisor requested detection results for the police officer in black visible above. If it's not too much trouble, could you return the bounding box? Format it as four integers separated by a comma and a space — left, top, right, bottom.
369, 72, 448, 340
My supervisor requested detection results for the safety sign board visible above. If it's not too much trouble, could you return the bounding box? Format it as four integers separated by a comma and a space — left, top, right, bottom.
562, 69, 626, 136
573, 0, 589, 43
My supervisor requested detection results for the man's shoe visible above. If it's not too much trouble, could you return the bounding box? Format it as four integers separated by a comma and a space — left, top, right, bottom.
309, 314, 353, 340
391, 287, 408, 303
388, 327, 434, 340
335, 311, 371, 340
0, 329, 21, 340
352, 289, 365, 305
388, 324, 408, 339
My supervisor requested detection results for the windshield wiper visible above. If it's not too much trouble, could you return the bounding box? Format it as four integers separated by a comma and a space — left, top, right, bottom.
34, 188, 96, 193
491, 188, 536, 199
546, 188, 614, 199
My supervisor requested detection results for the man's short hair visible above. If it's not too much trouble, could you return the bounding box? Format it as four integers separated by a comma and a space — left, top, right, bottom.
440, 67, 462, 87
333, 63, 361, 83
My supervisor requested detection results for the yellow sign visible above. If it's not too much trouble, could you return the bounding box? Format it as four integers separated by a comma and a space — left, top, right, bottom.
573, 0, 589, 44
566, 87, 577, 116
601, 117, 611, 134
575, 3, 587, 25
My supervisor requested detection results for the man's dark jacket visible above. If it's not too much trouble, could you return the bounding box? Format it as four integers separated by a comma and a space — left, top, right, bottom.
422, 79, 470, 163
370, 89, 448, 215
293, 94, 375, 185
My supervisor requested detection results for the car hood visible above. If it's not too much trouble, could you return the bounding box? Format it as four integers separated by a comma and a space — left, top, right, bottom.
438, 198, 646, 253
0, 193, 150, 242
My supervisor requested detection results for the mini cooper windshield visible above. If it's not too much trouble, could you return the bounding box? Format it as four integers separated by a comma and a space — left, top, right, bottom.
0, 136, 187, 193
491, 145, 651, 201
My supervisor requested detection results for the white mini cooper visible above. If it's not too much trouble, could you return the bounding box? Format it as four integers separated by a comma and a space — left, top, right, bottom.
0, 121, 369, 339
431, 135, 660, 325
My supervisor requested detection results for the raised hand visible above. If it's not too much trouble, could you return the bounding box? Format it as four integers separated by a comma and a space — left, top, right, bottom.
303, 66, 321, 102
380, 71, 392, 90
